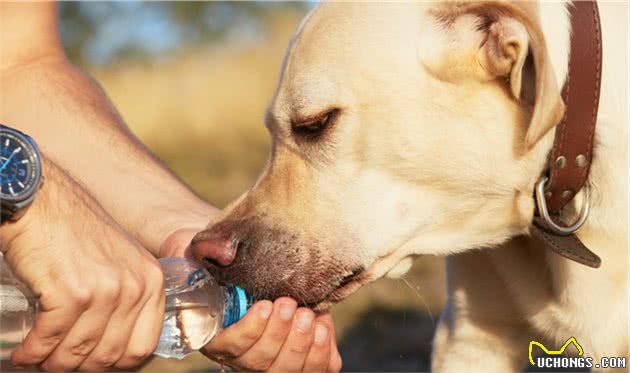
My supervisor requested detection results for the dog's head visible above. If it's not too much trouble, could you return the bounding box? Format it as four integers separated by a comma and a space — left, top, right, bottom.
191, 2, 565, 309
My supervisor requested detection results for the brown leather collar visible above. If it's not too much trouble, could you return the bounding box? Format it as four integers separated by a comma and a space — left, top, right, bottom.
530, 1, 602, 268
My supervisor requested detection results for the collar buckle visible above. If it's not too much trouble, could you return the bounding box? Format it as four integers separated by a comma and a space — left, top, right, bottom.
534, 176, 590, 236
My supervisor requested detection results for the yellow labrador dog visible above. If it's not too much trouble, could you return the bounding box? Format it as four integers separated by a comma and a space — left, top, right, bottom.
191, 1, 628, 371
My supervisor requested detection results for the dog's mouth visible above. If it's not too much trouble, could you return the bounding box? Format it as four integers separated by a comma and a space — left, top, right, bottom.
310, 268, 371, 311
309, 250, 415, 311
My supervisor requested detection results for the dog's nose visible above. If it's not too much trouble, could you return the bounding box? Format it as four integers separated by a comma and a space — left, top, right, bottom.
190, 228, 237, 267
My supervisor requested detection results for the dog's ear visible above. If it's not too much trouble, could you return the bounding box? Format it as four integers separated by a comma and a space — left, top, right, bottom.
431, 2, 565, 149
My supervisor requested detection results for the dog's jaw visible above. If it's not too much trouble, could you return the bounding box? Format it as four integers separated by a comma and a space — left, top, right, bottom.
310, 270, 373, 312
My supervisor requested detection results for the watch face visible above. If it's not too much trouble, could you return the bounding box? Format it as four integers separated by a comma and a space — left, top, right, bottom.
0, 129, 40, 201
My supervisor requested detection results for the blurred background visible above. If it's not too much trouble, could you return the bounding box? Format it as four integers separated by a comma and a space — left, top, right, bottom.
58, 2, 446, 372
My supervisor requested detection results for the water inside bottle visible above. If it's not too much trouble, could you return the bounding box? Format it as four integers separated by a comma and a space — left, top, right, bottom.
0, 262, 37, 360
154, 258, 225, 360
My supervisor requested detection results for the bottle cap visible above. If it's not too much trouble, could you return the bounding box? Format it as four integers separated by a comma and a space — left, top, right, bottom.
234, 286, 248, 321
223, 285, 255, 328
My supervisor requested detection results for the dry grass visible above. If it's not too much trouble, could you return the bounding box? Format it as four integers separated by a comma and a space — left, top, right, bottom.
91, 11, 303, 207
87, 9, 446, 372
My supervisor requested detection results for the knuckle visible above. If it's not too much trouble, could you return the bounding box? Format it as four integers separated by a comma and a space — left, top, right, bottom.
239, 329, 260, 345
68, 285, 93, 308
39, 333, 64, 348
221, 343, 242, 359
289, 341, 311, 355
70, 340, 97, 357
254, 351, 277, 368
21, 332, 64, 360
35, 293, 54, 311
250, 344, 277, 360
90, 351, 121, 368
124, 276, 146, 301
268, 328, 290, 342
119, 348, 153, 366
99, 277, 122, 301
149, 265, 165, 289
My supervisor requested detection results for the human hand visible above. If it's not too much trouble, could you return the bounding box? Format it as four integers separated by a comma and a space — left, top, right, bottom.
0, 159, 165, 371
202, 298, 342, 372
160, 228, 343, 372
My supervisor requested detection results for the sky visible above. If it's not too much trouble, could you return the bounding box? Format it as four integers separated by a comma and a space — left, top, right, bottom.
59, 2, 315, 65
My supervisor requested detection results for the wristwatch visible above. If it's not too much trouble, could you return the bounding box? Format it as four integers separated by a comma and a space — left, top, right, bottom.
0, 124, 43, 224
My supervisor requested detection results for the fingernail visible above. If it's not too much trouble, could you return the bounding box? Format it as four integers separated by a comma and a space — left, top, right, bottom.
296, 311, 314, 332
258, 302, 273, 319
314, 323, 329, 345
279, 302, 296, 321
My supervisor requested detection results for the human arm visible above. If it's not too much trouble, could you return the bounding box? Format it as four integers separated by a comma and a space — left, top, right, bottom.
0, 1, 219, 255
0, 156, 165, 371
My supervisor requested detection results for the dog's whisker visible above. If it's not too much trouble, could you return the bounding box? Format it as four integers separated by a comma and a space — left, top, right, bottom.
401, 276, 435, 326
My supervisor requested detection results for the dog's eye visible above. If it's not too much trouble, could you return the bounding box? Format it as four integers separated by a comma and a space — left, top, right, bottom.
291, 109, 339, 139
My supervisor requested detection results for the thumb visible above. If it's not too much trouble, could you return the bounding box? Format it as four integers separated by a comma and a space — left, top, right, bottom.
159, 227, 204, 258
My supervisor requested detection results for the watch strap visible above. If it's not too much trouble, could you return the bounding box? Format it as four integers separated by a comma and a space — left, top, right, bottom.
0, 201, 18, 223
0, 125, 43, 225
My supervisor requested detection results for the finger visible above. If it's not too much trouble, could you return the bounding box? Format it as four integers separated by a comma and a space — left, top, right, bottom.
203, 300, 273, 360
11, 291, 87, 367
77, 279, 146, 371
227, 298, 296, 370
40, 296, 116, 371
266, 308, 316, 373
311, 313, 342, 373
302, 321, 331, 373
115, 285, 165, 369
328, 339, 342, 373
158, 227, 202, 258
320, 315, 342, 373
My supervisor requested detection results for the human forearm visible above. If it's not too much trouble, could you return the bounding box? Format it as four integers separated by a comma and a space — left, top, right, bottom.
0, 2, 62, 71
1, 57, 219, 255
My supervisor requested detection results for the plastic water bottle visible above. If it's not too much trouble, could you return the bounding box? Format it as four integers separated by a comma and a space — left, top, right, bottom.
0, 256, 254, 360
155, 257, 254, 359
